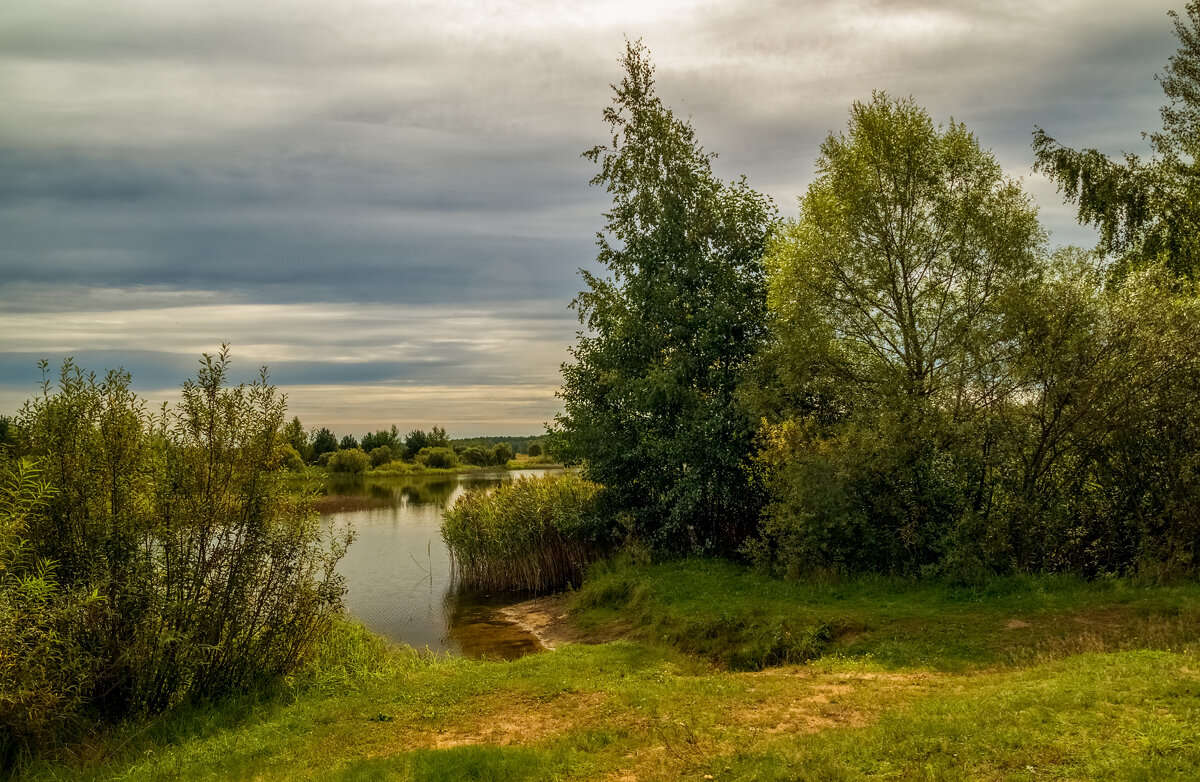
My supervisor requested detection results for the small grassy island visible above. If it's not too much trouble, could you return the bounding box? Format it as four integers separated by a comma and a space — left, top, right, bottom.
7, 5, 1200, 779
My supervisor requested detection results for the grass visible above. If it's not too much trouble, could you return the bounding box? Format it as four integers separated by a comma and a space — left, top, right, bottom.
20, 561, 1200, 781
572, 557, 1200, 671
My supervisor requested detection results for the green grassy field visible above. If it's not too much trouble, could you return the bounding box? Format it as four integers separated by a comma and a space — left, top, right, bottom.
23, 561, 1200, 781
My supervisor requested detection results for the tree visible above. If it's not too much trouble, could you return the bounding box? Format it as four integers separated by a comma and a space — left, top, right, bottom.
310, 427, 337, 463
753, 93, 1045, 575
491, 442, 514, 465
339, 434, 358, 451
1032, 2, 1200, 281
552, 40, 777, 554
361, 425, 400, 455
282, 416, 311, 463
404, 429, 429, 460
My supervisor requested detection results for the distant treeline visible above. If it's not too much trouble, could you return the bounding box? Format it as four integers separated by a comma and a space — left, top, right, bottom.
450, 435, 547, 456
269, 420, 547, 473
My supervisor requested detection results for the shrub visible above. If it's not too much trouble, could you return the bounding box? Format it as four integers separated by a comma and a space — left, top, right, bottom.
417, 447, 458, 469
368, 446, 393, 468
491, 442, 514, 464
458, 446, 494, 466
441, 474, 611, 592
527, 443, 542, 458
328, 448, 371, 474
278, 443, 306, 471
9, 348, 353, 729
0, 457, 100, 767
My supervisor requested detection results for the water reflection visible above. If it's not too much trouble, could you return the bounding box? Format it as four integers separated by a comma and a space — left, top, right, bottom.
324, 469, 561, 658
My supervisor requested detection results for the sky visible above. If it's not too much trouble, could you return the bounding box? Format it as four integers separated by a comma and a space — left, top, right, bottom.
0, 0, 1184, 437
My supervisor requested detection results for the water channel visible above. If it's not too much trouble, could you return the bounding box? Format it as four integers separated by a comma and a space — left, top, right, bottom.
321, 468, 564, 660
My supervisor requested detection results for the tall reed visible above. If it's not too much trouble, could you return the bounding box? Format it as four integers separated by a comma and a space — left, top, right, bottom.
441, 474, 608, 593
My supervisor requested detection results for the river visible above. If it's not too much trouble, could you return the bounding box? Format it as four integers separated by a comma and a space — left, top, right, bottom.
320, 468, 563, 659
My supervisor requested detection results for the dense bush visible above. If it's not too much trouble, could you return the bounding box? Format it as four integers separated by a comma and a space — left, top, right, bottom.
0, 457, 99, 767
458, 445, 494, 466
751, 101, 1200, 580
2, 348, 353, 758
417, 446, 458, 469
441, 474, 610, 592
491, 442, 514, 465
328, 447, 371, 474
279, 443, 306, 471
368, 446, 393, 467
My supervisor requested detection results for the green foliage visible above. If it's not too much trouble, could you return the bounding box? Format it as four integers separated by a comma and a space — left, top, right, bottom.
1033, 2, 1200, 280
527, 443, 542, 458
490, 442, 514, 465
278, 443, 306, 471
458, 445, 495, 467
441, 474, 609, 592
553, 40, 777, 555
282, 417, 311, 464
450, 435, 545, 456
328, 447, 371, 474
367, 446, 393, 468
339, 434, 359, 451
9, 347, 353, 733
360, 426, 400, 457
752, 93, 1044, 576
0, 457, 100, 767
404, 427, 448, 460
0, 416, 14, 451
417, 446, 458, 470
310, 427, 337, 463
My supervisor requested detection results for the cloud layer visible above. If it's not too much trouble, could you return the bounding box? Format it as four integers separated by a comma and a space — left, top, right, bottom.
0, 0, 1184, 434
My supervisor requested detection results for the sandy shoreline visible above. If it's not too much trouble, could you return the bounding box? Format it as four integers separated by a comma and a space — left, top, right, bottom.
496, 594, 583, 650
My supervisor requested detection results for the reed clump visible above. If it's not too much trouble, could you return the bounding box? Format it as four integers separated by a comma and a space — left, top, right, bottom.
441, 474, 609, 593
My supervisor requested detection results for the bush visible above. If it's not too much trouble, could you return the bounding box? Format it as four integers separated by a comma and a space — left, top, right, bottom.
328, 448, 371, 474
458, 446, 494, 466
8, 348, 353, 733
417, 447, 458, 470
491, 442, 514, 464
527, 443, 542, 458
278, 443, 306, 471
0, 457, 99, 767
368, 446, 393, 468
441, 474, 611, 592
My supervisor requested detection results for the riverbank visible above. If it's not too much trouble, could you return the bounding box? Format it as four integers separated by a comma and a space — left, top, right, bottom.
22, 560, 1200, 780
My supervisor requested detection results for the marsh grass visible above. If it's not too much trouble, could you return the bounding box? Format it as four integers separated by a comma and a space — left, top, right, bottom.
441, 474, 610, 593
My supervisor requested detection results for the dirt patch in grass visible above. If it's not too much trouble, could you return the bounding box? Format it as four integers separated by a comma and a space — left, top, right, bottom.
731, 669, 938, 736
430, 692, 609, 749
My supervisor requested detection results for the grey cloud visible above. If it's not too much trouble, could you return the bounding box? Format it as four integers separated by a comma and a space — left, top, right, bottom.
0, 0, 1189, 431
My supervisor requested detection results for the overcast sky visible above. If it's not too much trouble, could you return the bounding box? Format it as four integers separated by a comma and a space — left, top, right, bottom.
0, 0, 1183, 436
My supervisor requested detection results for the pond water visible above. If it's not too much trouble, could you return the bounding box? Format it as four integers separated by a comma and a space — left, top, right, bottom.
321, 468, 563, 659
